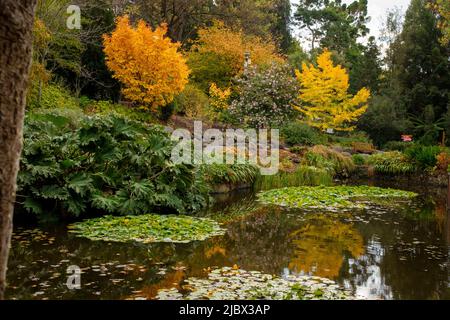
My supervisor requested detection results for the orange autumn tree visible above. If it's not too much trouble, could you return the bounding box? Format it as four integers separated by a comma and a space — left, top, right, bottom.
295, 50, 370, 132
103, 16, 189, 110
188, 21, 284, 89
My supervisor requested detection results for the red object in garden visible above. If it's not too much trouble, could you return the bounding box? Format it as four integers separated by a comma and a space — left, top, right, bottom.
401, 135, 413, 142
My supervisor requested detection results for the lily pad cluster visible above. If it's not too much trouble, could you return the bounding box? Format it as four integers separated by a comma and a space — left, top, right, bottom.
68, 214, 225, 244
156, 267, 356, 300
257, 186, 417, 210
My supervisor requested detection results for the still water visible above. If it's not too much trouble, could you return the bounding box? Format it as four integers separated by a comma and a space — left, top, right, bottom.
6, 180, 450, 300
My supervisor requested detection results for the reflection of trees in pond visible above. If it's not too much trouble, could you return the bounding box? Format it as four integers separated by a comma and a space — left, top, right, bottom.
6, 228, 207, 299
201, 193, 260, 224
288, 215, 365, 279
130, 268, 186, 300
342, 200, 450, 300
183, 206, 301, 275
220, 207, 299, 274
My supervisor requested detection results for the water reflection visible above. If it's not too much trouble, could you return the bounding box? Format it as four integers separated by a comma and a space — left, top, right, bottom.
288, 215, 365, 278
6, 181, 450, 300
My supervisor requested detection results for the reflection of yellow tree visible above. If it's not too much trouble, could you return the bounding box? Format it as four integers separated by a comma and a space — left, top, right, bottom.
205, 245, 227, 259
132, 269, 186, 300
289, 216, 364, 279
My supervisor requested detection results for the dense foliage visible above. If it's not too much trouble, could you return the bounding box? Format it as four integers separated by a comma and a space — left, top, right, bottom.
103, 16, 189, 109
201, 164, 260, 186
303, 145, 356, 177
189, 21, 284, 91
18, 111, 210, 221
255, 166, 333, 190
404, 144, 442, 169
281, 122, 326, 146
229, 64, 299, 128
368, 152, 417, 175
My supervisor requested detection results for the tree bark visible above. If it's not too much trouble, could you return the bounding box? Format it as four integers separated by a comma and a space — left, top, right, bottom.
0, 0, 37, 300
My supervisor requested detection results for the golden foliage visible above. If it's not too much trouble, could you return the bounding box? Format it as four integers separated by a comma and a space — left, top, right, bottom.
103, 16, 190, 109
191, 21, 284, 76
436, 152, 450, 173
209, 83, 231, 111
429, 0, 450, 45
289, 216, 364, 278
295, 50, 370, 132
33, 18, 51, 52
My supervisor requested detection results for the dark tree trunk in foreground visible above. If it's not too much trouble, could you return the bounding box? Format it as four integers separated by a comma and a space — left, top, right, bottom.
0, 0, 37, 299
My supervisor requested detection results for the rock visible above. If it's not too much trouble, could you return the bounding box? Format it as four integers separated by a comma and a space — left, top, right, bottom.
163, 126, 174, 134
342, 152, 352, 158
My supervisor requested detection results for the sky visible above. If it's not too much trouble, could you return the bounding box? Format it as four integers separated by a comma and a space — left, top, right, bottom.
291, 0, 412, 48
364, 0, 411, 39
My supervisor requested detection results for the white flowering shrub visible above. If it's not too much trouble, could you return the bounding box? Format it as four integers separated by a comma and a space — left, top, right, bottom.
229, 64, 299, 128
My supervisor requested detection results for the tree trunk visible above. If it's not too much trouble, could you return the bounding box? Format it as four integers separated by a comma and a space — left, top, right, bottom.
0, 0, 37, 300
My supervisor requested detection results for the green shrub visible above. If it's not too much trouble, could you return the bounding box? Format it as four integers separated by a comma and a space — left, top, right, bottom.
175, 84, 209, 118
404, 145, 441, 169
18, 111, 210, 221
289, 146, 306, 155
368, 152, 416, 175
254, 166, 333, 190
187, 51, 235, 92
383, 141, 414, 152
357, 94, 411, 147
328, 132, 372, 148
158, 100, 176, 121
84, 100, 156, 123
201, 164, 260, 185
27, 83, 80, 110
352, 154, 366, 166
303, 145, 356, 177
281, 122, 326, 146
78, 96, 92, 109
303, 152, 335, 174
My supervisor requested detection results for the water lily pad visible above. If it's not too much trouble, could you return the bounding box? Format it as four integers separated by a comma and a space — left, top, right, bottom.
257, 186, 417, 210
68, 214, 225, 244
156, 267, 358, 300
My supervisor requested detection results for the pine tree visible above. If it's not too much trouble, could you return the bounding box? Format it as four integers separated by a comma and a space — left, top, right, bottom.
394, 0, 450, 120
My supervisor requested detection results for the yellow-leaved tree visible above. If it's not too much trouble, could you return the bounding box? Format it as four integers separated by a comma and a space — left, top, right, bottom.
295, 50, 370, 132
434, 0, 450, 45
103, 16, 189, 110
188, 21, 284, 89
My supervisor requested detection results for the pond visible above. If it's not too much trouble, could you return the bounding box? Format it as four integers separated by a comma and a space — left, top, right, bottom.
5, 179, 450, 300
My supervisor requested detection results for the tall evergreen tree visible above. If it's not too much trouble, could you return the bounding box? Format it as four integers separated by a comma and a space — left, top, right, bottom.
395, 0, 450, 120
271, 0, 294, 52
349, 36, 382, 94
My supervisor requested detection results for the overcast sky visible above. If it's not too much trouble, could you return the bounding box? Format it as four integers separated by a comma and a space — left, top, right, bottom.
291, 0, 412, 47
364, 0, 411, 39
